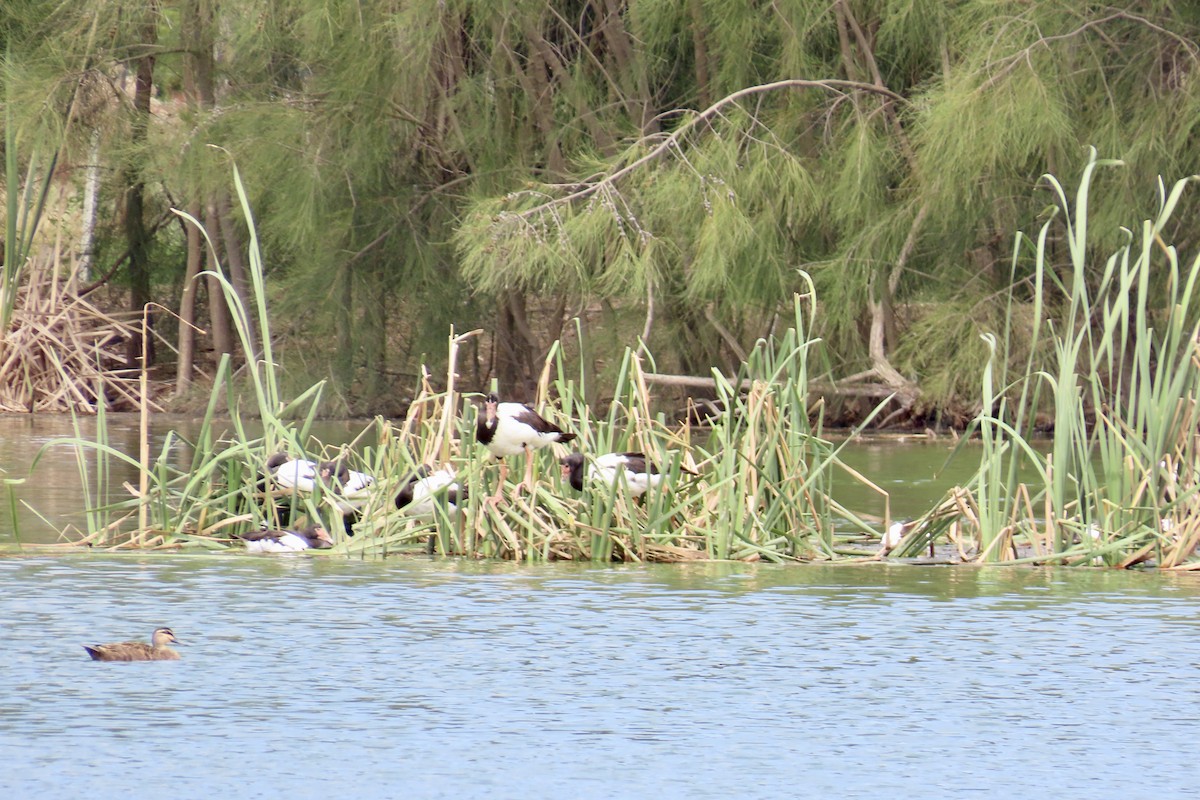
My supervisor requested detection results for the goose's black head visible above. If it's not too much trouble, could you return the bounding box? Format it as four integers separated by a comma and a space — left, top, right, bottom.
394, 468, 426, 509
265, 452, 290, 471
477, 395, 500, 443
560, 453, 585, 491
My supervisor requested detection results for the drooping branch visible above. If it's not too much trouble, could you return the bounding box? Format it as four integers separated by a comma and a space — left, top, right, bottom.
835, 0, 918, 170
980, 11, 1200, 91
500, 78, 908, 223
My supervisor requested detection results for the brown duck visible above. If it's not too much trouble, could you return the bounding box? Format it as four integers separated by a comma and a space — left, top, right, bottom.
83, 627, 182, 661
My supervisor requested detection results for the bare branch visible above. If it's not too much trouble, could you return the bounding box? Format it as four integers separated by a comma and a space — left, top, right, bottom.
643, 371, 896, 399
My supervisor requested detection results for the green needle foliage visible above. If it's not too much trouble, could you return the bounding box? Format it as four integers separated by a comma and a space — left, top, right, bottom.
8, 3, 1200, 414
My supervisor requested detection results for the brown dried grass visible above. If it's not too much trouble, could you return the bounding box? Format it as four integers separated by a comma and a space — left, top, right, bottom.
0, 252, 146, 412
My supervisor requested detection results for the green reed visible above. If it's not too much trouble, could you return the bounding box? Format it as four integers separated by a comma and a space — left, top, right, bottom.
30, 168, 898, 560
961, 150, 1200, 567
27, 162, 336, 548
326, 286, 892, 564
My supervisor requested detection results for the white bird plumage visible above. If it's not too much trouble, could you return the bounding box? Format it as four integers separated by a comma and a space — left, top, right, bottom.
561, 452, 665, 498
882, 519, 919, 552
882, 521, 904, 550
270, 456, 320, 493
265, 454, 374, 536
239, 523, 333, 553
476, 392, 576, 498
395, 465, 466, 518
320, 460, 374, 515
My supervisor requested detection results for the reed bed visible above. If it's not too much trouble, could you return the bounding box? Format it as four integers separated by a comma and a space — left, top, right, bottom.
892, 151, 1200, 569
3, 113, 144, 412
279, 291, 893, 563
27, 153, 1200, 568
31, 279, 895, 562
0, 255, 145, 412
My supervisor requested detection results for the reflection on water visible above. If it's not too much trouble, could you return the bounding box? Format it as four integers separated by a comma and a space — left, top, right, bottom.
2, 557, 1198, 799
834, 437, 977, 522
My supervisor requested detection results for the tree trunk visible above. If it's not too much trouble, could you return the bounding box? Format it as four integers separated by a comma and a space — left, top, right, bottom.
666, 299, 726, 381
122, 1, 158, 368
599, 0, 657, 133
361, 267, 386, 406
175, 199, 203, 395
333, 263, 355, 392
216, 191, 256, 358
509, 20, 564, 174
689, 0, 712, 108
205, 199, 234, 357
493, 293, 539, 400
77, 129, 101, 286
178, 0, 214, 390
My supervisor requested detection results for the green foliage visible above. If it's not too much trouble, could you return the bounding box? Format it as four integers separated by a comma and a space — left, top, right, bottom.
6, 0, 1200, 417
893, 298, 998, 410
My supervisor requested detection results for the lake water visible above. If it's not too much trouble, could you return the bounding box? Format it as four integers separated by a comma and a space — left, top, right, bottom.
2, 556, 1198, 799
4, 416, 1196, 797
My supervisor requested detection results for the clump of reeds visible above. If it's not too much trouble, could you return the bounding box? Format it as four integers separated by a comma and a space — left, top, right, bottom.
922, 150, 1200, 568
3, 104, 145, 413
18, 164, 905, 561
291, 287, 895, 563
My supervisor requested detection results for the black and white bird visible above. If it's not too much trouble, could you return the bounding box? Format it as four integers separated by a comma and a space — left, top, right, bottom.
882, 519, 926, 554
476, 391, 576, 498
264, 453, 319, 528
319, 459, 375, 536
264, 454, 373, 537
268, 454, 320, 492
561, 451, 692, 499
237, 523, 334, 553
395, 465, 467, 518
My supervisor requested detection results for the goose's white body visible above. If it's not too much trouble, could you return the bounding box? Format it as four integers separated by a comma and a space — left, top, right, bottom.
326, 466, 374, 514
239, 523, 333, 553
476, 393, 577, 497
397, 467, 464, 518
882, 521, 906, 551
562, 452, 670, 499
484, 402, 572, 457
589, 453, 663, 498
244, 531, 317, 553
271, 457, 373, 516
271, 458, 320, 493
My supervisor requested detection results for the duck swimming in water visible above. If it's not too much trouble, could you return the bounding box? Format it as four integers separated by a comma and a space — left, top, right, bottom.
83, 627, 182, 662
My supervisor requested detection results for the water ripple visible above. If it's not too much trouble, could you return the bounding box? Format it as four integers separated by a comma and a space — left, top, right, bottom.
1, 557, 1198, 799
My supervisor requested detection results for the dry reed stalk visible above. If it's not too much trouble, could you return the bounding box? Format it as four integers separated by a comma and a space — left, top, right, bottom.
437, 328, 481, 464
0, 252, 147, 412
628, 353, 656, 453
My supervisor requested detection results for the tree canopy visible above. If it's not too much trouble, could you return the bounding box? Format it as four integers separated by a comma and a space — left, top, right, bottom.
3, 1, 1199, 420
